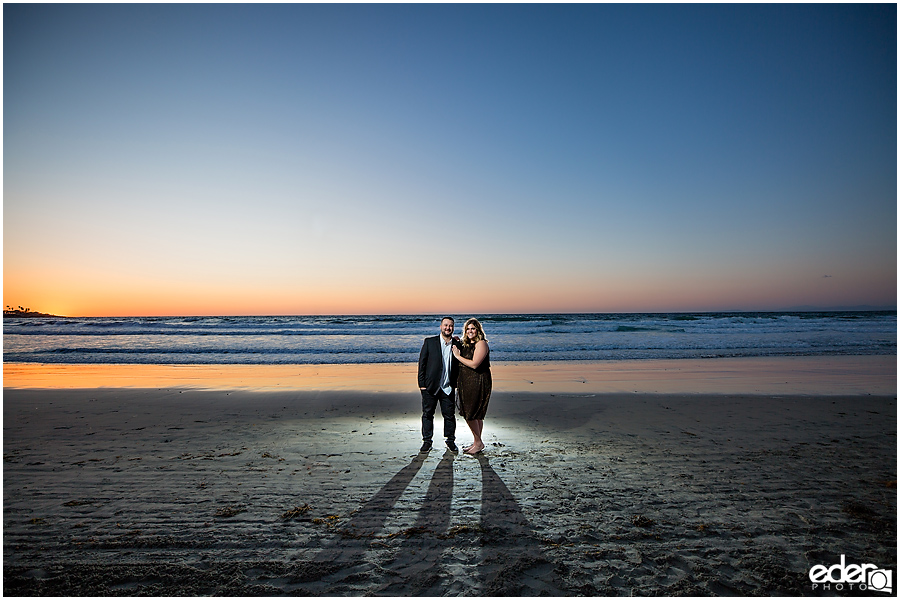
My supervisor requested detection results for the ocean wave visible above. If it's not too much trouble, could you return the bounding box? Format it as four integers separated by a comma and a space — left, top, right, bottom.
5, 346, 895, 366
614, 326, 686, 333
34, 346, 418, 356
3, 311, 894, 365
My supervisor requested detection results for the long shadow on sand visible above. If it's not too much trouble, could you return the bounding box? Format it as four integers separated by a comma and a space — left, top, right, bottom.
293, 451, 565, 595
476, 454, 565, 595
291, 452, 428, 585
378, 451, 456, 594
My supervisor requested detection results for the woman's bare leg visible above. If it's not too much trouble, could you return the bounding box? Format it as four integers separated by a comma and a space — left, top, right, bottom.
465, 419, 485, 454
463, 419, 478, 451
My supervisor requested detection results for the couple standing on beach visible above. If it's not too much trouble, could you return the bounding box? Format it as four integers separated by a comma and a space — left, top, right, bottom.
418, 316, 492, 456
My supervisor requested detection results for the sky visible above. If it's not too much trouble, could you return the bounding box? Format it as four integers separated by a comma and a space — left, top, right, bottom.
3, 3, 897, 316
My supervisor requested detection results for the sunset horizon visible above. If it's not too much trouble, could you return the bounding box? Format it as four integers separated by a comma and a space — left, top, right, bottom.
5, 303, 897, 320
4, 4, 896, 321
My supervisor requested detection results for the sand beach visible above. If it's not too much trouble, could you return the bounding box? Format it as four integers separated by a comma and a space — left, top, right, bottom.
3, 356, 896, 595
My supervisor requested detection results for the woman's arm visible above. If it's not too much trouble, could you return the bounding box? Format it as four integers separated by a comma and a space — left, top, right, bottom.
451, 340, 489, 369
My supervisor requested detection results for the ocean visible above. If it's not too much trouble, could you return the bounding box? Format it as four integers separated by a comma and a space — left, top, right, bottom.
2, 312, 895, 366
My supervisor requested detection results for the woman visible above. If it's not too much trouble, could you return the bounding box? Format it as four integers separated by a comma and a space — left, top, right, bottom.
451, 318, 492, 455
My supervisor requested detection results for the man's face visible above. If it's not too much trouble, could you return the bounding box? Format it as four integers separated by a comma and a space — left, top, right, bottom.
440, 319, 454, 338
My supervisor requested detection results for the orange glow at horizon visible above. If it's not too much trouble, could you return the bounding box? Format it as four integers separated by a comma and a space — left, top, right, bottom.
5, 262, 896, 317
4, 357, 895, 396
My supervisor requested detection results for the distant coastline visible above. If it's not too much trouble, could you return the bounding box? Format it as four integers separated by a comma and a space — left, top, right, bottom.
3, 309, 62, 319
1, 308, 895, 320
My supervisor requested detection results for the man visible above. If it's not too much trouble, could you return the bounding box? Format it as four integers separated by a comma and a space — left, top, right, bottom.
417, 316, 459, 452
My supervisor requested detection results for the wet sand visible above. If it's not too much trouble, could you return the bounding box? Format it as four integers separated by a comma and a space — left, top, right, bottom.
4, 355, 895, 395
3, 357, 897, 595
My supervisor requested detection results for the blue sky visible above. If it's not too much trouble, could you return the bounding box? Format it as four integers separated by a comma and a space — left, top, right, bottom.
4, 3, 896, 315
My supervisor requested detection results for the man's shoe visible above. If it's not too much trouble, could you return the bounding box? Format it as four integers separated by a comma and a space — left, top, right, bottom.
420, 441, 433, 452
446, 441, 459, 453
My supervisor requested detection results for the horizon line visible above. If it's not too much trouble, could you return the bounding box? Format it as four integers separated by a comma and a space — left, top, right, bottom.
5, 306, 897, 319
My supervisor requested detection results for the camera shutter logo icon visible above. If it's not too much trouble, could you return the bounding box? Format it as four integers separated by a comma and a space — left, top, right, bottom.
809, 555, 892, 594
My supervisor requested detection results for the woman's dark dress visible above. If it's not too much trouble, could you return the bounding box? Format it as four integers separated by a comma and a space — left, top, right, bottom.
456, 342, 492, 420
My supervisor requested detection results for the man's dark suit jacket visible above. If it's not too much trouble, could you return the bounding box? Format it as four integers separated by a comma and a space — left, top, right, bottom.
418, 335, 459, 396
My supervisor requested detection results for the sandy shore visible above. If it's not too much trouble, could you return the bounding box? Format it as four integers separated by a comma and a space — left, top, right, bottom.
4, 364, 896, 595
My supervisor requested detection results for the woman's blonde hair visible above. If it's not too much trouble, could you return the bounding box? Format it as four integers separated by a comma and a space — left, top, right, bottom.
460, 318, 486, 348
